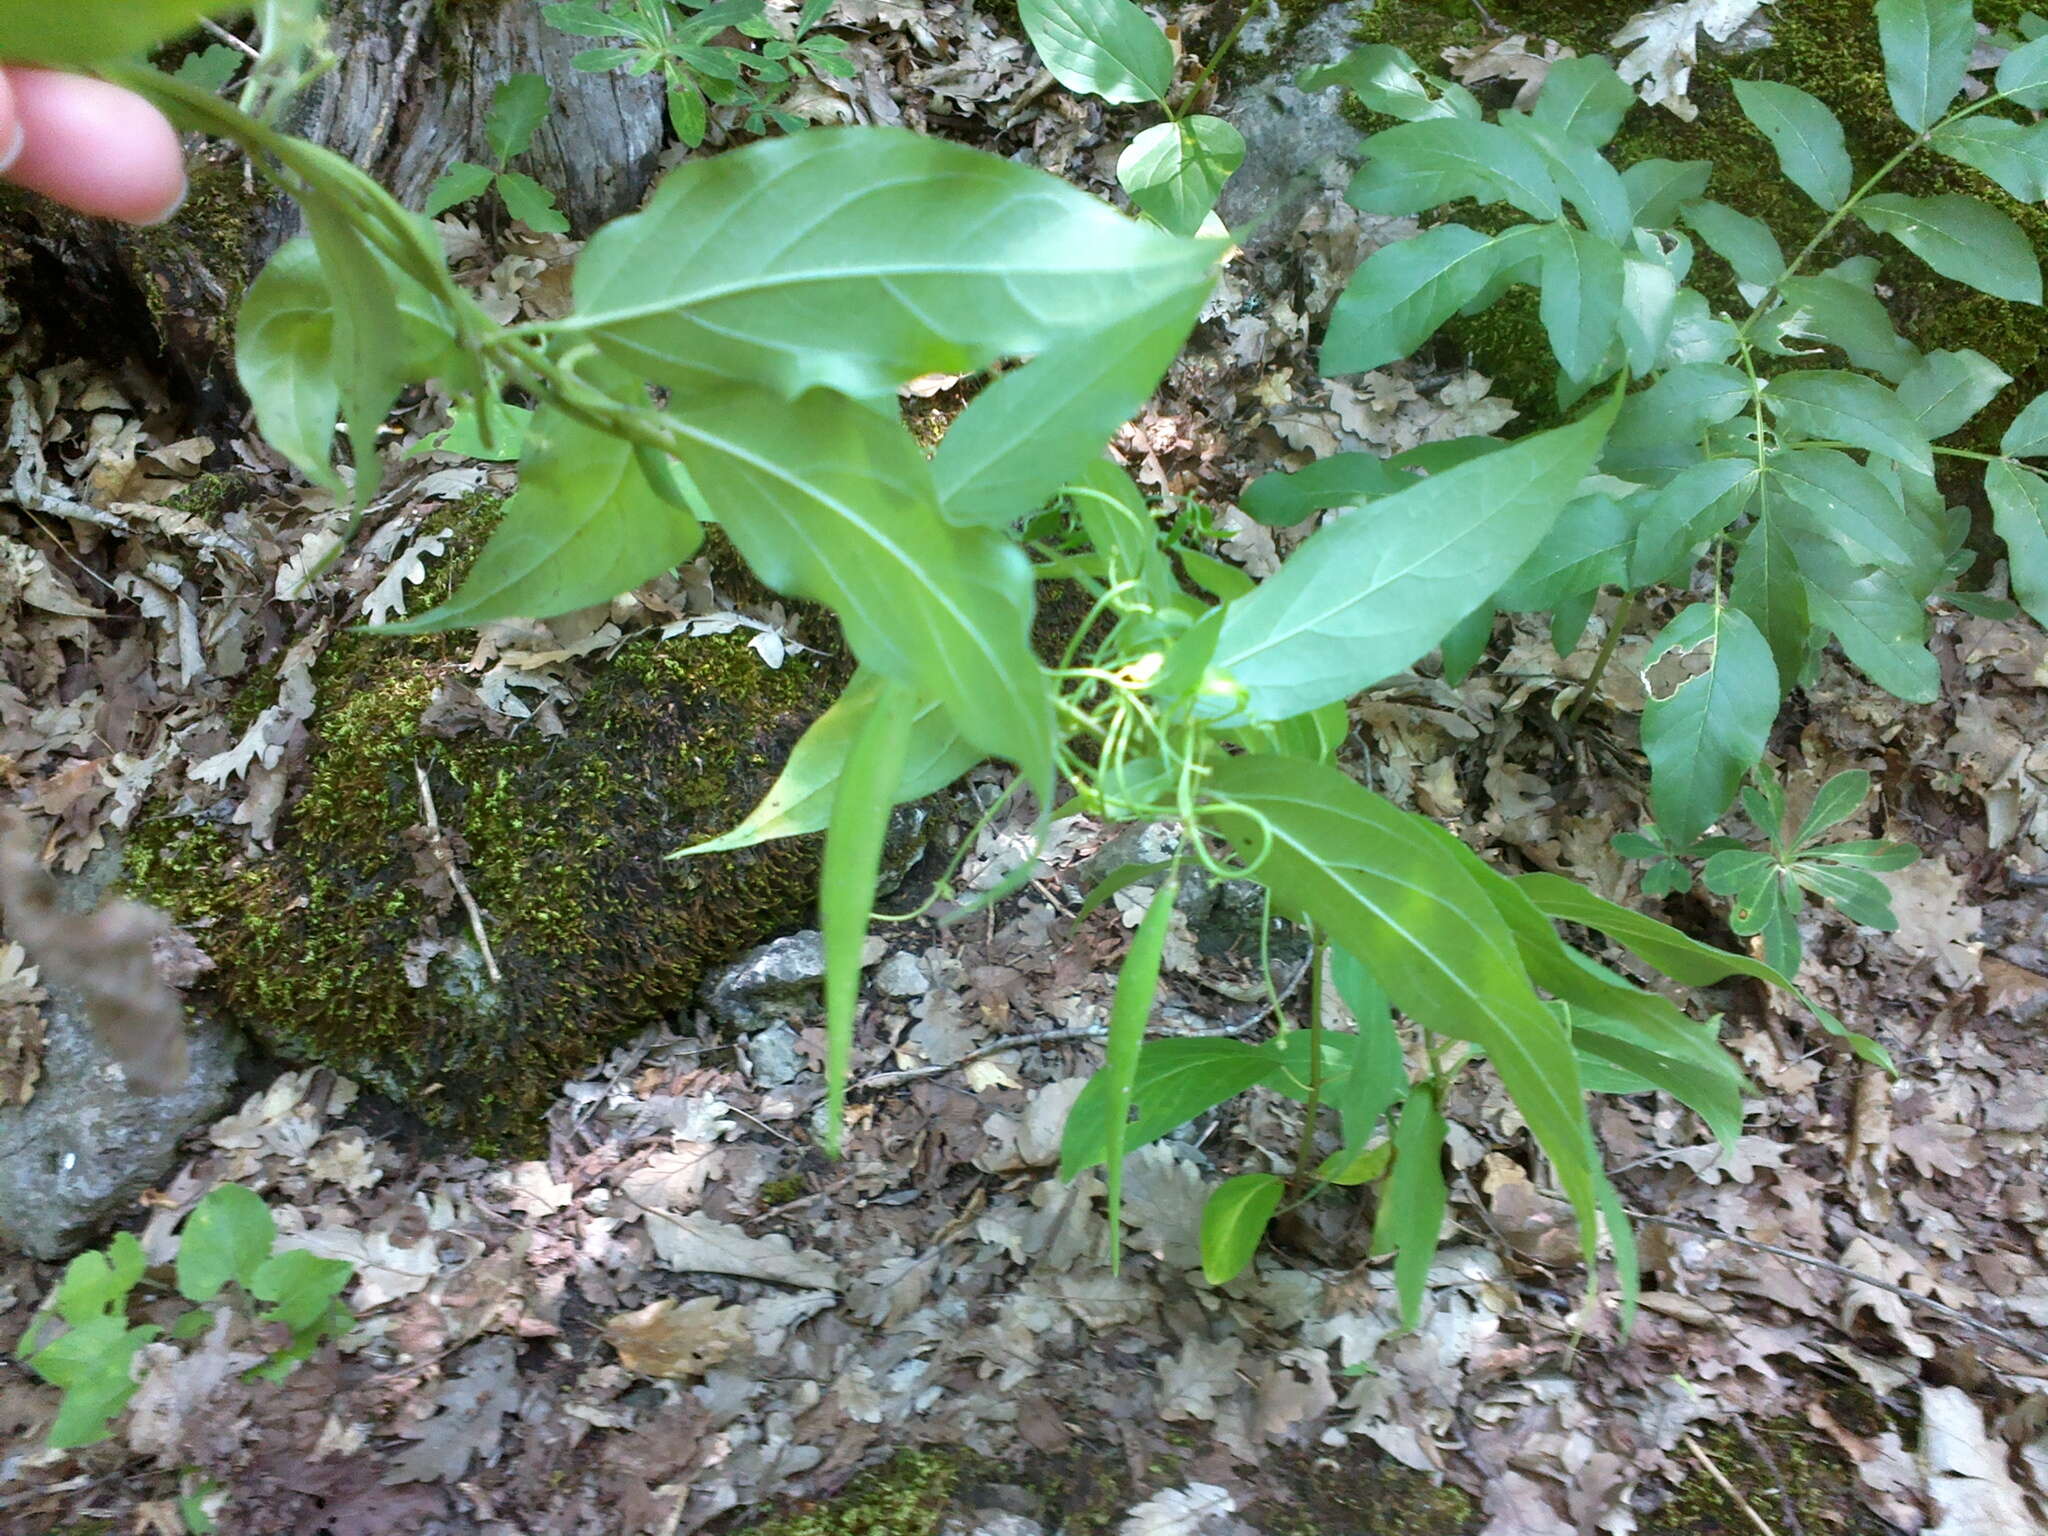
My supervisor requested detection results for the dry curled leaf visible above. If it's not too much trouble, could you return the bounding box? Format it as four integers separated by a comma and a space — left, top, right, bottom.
603, 1296, 751, 1380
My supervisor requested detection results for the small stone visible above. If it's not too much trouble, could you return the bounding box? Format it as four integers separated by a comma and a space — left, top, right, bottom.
743, 1024, 805, 1088
703, 929, 888, 1030
873, 952, 929, 999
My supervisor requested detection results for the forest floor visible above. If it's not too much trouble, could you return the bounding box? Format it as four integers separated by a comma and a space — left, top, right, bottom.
5, 1, 2048, 1533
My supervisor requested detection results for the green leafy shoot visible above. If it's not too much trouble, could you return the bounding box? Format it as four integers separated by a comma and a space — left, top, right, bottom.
425, 74, 570, 233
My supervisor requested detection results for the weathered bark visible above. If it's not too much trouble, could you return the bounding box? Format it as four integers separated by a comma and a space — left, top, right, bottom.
0, 2, 666, 405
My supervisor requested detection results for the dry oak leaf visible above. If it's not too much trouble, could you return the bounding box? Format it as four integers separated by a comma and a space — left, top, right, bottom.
641, 1209, 839, 1288
604, 1296, 751, 1380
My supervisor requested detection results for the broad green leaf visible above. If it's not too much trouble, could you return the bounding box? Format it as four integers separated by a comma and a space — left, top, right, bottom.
424, 161, 497, 217
1876, 0, 1976, 129
0, 0, 241, 66
1897, 349, 2011, 437
1773, 272, 1922, 383
421, 397, 532, 462
1639, 603, 1778, 846
485, 74, 552, 163
495, 171, 571, 234
1017, 0, 1174, 103
1200, 1173, 1286, 1285
1770, 448, 1939, 581
29, 1316, 159, 1448
1439, 601, 1494, 685
1931, 116, 2048, 202
50, 1234, 147, 1331
1096, 871, 1180, 1263
1630, 459, 1757, 587
1322, 224, 1504, 374
1730, 508, 1810, 693
1804, 839, 1921, 872
1061, 1038, 1280, 1176
1349, 118, 1562, 221
1240, 455, 1409, 525
933, 281, 1208, 528
655, 388, 1053, 785
1791, 534, 1941, 700
1623, 159, 1712, 226
570, 128, 1219, 403
1502, 118, 1631, 244
235, 242, 345, 496
1764, 371, 1934, 477
1682, 200, 1786, 287
1997, 34, 2048, 107
1607, 361, 1753, 476
1209, 393, 1617, 722
2003, 390, 2048, 456
176, 1185, 276, 1302
1495, 492, 1632, 612
1538, 222, 1625, 383
1569, 1009, 1745, 1151
1303, 44, 1473, 122
248, 1250, 354, 1333
820, 677, 915, 1155
1117, 116, 1245, 237
1329, 948, 1407, 1147
1371, 1087, 1448, 1329
380, 397, 702, 631
1985, 459, 2048, 625
1732, 80, 1852, 211
299, 196, 403, 514
679, 669, 981, 854
1858, 193, 2044, 304
1793, 769, 1873, 846
1529, 55, 1635, 147
1619, 236, 1682, 377
1204, 754, 1602, 1299
1793, 861, 1903, 930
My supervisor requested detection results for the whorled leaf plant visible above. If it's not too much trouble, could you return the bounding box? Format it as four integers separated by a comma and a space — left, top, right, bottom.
5, 0, 1887, 1326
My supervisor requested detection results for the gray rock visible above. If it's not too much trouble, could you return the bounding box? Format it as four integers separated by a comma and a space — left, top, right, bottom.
0, 842, 242, 1261
742, 1024, 806, 1088
872, 951, 930, 1000
703, 929, 886, 1030
1216, 5, 1371, 248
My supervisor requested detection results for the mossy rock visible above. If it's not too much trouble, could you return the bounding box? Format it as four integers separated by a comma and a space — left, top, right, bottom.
1353, 0, 2047, 455
124, 508, 853, 1151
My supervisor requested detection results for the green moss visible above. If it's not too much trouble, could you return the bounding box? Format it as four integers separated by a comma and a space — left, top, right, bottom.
1250, 1445, 1475, 1536
125, 527, 850, 1151
758, 1173, 808, 1206
1351, 0, 2048, 450
167, 471, 254, 521
733, 1452, 966, 1536
1639, 1417, 1896, 1536
125, 155, 266, 344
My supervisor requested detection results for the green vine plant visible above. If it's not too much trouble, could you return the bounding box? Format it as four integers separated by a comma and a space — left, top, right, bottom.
424, 74, 571, 235
19, 1186, 355, 1455
1618, 768, 1922, 978
1301, 0, 2048, 876
1018, 0, 1248, 236
542, 0, 855, 148
4, 0, 1924, 1331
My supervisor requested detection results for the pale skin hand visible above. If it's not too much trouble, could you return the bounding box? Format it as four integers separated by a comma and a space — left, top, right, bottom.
0, 65, 187, 224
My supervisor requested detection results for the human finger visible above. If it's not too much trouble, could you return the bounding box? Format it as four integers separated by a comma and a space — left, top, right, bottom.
0, 65, 187, 224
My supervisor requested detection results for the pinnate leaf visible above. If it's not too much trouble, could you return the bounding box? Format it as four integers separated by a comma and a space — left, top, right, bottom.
1876, 0, 1976, 130
1639, 603, 1778, 846
1732, 80, 1852, 211
1858, 193, 2044, 304
1985, 459, 2048, 625
1017, 0, 1173, 103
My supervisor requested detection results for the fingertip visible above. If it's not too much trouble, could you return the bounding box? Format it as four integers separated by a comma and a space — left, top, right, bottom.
0, 70, 24, 175
3, 67, 188, 225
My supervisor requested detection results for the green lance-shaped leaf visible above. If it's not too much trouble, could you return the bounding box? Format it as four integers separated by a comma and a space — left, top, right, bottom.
175, 1185, 276, 1302
1304, 44, 1476, 123
1639, 603, 1778, 847
1528, 55, 1635, 149
1321, 224, 1507, 375
1786, 527, 1942, 701
1514, 871, 1893, 1068
1094, 870, 1180, 1264
1631, 459, 1757, 588
1117, 116, 1245, 238
1773, 272, 1923, 383
1203, 753, 1604, 1303
1537, 221, 1625, 384
1764, 371, 1934, 477
1997, 34, 2048, 109
1371, 1085, 1449, 1329
1731, 504, 1810, 693
672, 385, 1054, 788
1061, 1038, 1281, 1177
235, 243, 347, 497
1200, 1173, 1287, 1286
1770, 448, 1940, 583
1623, 159, 1712, 227
1682, 200, 1786, 287
1931, 117, 2048, 204
679, 669, 981, 855
1328, 948, 1409, 1147
1208, 390, 1617, 723
1876, 0, 1976, 131
819, 676, 915, 1156
1897, 349, 2011, 438
0, 0, 242, 66
1018, 0, 1174, 104
1568, 1004, 1747, 1151
486, 74, 552, 164
1502, 118, 1631, 244
1791, 768, 1873, 847
380, 395, 703, 632
1858, 193, 2044, 304
932, 280, 1209, 529
1348, 118, 1562, 222
1495, 492, 1632, 614
569, 127, 1220, 404
2004, 390, 2048, 457
1985, 459, 2048, 626
1732, 80, 1853, 211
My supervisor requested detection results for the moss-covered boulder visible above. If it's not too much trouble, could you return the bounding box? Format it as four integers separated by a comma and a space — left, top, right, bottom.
125, 528, 852, 1150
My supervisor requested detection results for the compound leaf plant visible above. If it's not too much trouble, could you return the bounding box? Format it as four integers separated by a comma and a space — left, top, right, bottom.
5, 0, 1964, 1333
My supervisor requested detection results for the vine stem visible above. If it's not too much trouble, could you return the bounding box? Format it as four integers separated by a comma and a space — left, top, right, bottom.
1285, 928, 1327, 1203
1566, 591, 1636, 722
1173, 3, 1257, 121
